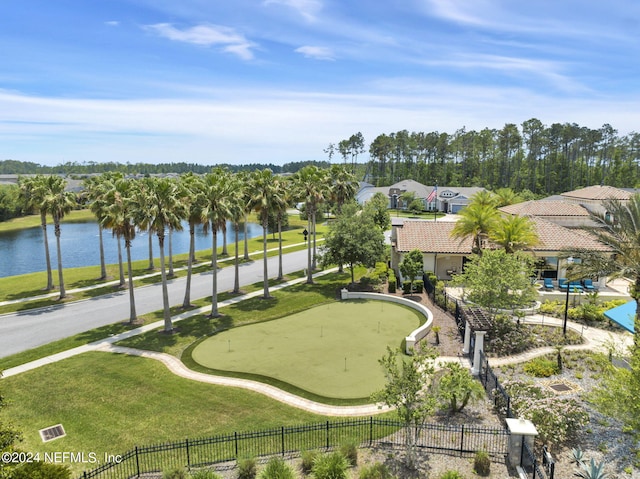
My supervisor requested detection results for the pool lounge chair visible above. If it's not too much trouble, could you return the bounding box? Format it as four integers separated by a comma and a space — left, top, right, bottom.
543, 278, 554, 290
582, 279, 596, 291
569, 281, 584, 293
558, 278, 568, 290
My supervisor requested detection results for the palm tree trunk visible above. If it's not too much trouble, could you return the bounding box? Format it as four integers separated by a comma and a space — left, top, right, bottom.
243, 215, 250, 260
98, 225, 107, 280
233, 222, 240, 294
125, 240, 137, 323
222, 223, 228, 256
54, 220, 65, 299
277, 215, 283, 280
262, 219, 270, 299
312, 209, 317, 271
158, 234, 172, 332
147, 232, 154, 270
306, 212, 313, 284
168, 227, 174, 278
41, 211, 54, 290
183, 222, 195, 308
117, 235, 125, 287
210, 230, 220, 317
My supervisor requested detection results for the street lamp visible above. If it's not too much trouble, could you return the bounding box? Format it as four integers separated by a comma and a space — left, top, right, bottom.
563, 256, 574, 336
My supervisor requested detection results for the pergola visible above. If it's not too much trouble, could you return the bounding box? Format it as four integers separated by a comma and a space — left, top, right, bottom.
460, 307, 493, 375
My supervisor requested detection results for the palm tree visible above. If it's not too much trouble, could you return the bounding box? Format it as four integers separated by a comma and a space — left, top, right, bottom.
227, 173, 248, 294
566, 195, 640, 347
18, 175, 54, 290
292, 165, 325, 283
179, 173, 209, 308
328, 164, 358, 214
249, 169, 276, 299
490, 214, 539, 253
137, 177, 156, 271
204, 168, 232, 317
146, 177, 184, 332
43, 176, 77, 299
102, 177, 138, 323
493, 187, 521, 207
82, 174, 112, 280
272, 176, 290, 280
451, 202, 499, 255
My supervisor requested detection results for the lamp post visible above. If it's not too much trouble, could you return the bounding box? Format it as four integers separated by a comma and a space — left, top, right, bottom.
563, 256, 574, 336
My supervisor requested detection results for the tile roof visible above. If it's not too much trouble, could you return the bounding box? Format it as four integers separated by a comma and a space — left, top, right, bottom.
394, 217, 612, 254
561, 185, 633, 201
499, 200, 590, 217
395, 221, 473, 254
528, 217, 612, 252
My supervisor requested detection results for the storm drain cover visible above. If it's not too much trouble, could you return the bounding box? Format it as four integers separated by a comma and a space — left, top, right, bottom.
39, 424, 66, 442
541, 379, 581, 395
549, 383, 572, 392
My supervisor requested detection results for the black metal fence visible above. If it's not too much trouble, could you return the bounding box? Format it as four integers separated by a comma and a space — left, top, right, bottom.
78, 418, 508, 479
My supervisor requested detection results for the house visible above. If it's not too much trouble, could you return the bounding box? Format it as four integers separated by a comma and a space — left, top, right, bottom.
498, 200, 594, 228
356, 179, 486, 213
390, 217, 612, 284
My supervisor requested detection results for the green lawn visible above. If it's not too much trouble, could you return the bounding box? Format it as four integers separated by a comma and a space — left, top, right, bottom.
0, 352, 330, 476
192, 300, 421, 399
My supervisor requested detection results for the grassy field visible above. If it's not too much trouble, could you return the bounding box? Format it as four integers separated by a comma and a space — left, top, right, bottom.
192, 300, 421, 399
0, 352, 331, 476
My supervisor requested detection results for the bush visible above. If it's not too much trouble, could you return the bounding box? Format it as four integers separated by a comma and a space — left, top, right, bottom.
339, 440, 358, 466
163, 468, 188, 479
259, 457, 295, 479
301, 450, 319, 475
192, 471, 223, 479
473, 450, 491, 476
388, 270, 397, 293
10, 461, 71, 479
312, 452, 349, 479
237, 457, 257, 479
358, 462, 394, 479
523, 357, 560, 377
439, 471, 465, 479
486, 314, 534, 356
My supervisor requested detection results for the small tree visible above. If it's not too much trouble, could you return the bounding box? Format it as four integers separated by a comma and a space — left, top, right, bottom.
449, 249, 536, 317
436, 362, 486, 414
371, 344, 438, 468
320, 203, 386, 285
363, 192, 391, 231
399, 249, 424, 294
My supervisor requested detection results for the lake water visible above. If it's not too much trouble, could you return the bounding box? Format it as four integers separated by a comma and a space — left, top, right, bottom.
0, 221, 263, 278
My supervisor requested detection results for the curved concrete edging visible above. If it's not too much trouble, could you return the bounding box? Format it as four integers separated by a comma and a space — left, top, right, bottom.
339, 290, 433, 354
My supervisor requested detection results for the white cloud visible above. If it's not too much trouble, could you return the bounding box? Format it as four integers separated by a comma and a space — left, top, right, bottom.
294, 46, 334, 61
263, 0, 323, 21
105, 21, 120, 27
144, 23, 257, 60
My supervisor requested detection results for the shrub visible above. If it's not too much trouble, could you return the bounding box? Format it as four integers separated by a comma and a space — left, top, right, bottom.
259, 457, 295, 479
523, 357, 560, 377
358, 462, 394, 479
312, 452, 349, 479
192, 471, 223, 479
237, 457, 257, 479
439, 471, 465, 479
163, 468, 188, 479
473, 450, 491, 476
413, 280, 424, 293
10, 462, 71, 479
486, 314, 534, 356
301, 450, 319, 475
402, 280, 412, 294
388, 276, 396, 293
496, 380, 589, 445
339, 440, 358, 466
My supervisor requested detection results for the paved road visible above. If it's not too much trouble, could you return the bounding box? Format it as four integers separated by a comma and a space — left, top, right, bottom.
0, 250, 309, 358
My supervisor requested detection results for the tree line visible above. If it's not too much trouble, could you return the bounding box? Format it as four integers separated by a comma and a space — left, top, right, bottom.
334, 120, 639, 194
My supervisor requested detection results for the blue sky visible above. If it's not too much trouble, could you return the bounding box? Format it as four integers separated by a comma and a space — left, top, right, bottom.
1, 0, 638, 167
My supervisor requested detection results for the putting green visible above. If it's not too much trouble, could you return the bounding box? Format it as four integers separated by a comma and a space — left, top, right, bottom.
192, 300, 422, 399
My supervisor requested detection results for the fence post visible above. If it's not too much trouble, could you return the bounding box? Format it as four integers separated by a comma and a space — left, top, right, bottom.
326, 421, 330, 449
186, 438, 190, 470
459, 424, 465, 453
281, 426, 285, 456
135, 446, 140, 477
369, 417, 373, 446
234, 431, 238, 457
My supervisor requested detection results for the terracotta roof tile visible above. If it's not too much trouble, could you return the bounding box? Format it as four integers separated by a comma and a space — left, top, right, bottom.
529, 217, 612, 252
499, 200, 590, 217
561, 185, 633, 201
395, 221, 473, 254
